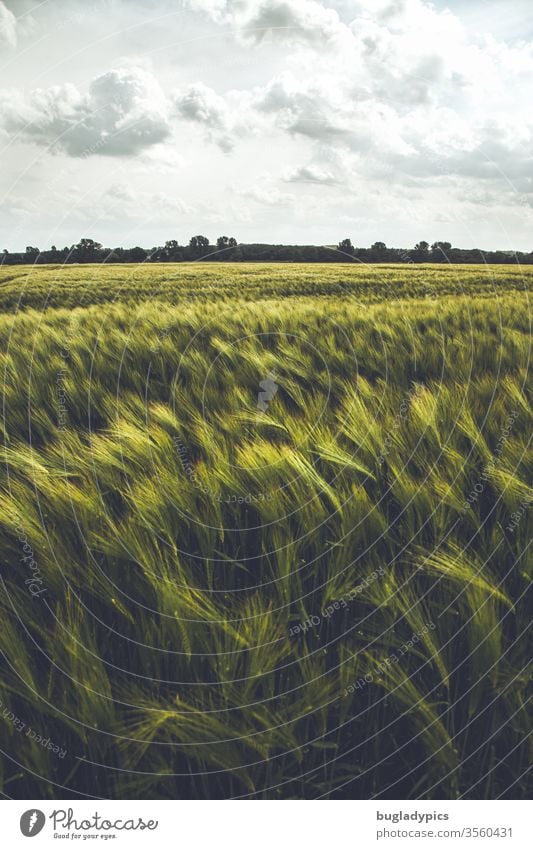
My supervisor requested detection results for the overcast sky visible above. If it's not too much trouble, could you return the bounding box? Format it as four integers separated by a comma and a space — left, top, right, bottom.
1, 0, 532, 251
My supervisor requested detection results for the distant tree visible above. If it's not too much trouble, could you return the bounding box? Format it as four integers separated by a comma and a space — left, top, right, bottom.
162, 240, 179, 261
338, 238, 354, 255
106, 250, 122, 263
130, 246, 148, 262
189, 235, 209, 250
431, 241, 452, 262
72, 238, 103, 262
369, 241, 388, 261
45, 244, 64, 262
2, 236, 529, 266
304, 246, 318, 261
411, 240, 430, 262
215, 236, 238, 253
148, 246, 165, 262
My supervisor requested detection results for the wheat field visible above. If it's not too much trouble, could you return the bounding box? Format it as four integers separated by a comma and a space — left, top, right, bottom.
0, 263, 530, 799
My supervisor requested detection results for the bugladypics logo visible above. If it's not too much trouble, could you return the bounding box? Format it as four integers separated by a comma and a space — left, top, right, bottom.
20, 809, 45, 837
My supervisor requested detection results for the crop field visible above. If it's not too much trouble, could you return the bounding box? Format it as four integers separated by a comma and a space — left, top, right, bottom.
0, 263, 530, 800
0, 260, 530, 311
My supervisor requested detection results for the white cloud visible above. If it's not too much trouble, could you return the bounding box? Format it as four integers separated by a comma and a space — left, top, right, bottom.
1, 67, 172, 157
238, 180, 296, 204
284, 164, 339, 185
187, 0, 345, 44
139, 144, 186, 174
2, 0, 533, 249
0, 1, 16, 48
106, 182, 136, 202
4, 0, 533, 185
173, 82, 237, 151
243, 0, 533, 190
71, 183, 197, 226
241, 0, 342, 43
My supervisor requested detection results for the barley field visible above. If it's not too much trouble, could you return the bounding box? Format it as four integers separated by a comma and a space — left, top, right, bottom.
0, 263, 530, 799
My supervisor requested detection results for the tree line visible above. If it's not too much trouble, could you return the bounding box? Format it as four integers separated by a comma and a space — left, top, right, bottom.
2, 236, 532, 265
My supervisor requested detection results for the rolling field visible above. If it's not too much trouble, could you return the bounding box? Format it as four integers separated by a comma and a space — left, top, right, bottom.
0, 260, 530, 310
0, 263, 530, 799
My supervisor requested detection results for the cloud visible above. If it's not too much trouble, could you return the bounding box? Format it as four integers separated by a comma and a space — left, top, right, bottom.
80, 184, 196, 223
1, 67, 172, 156
254, 75, 353, 142
238, 181, 296, 204
0, 1, 16, 48
187, 0, 345, 44
139, 144, 186, 174
4, 0, 532, 185
1, 67, 249, 159
284, 164, 339, 185
241, 0, 342, 43
173, 82, 236, 151
244, 0, 533, 189
2, 0, 533, 250
106, 182, 136, 202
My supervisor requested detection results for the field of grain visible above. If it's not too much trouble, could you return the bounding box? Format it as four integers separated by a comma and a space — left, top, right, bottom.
0, 263, 530, 799
0, 261, 530, 310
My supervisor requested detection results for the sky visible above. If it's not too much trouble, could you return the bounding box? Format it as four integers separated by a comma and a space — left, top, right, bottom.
0, 0, 532, 251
